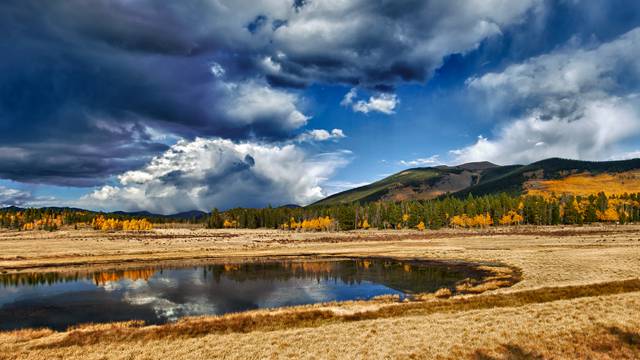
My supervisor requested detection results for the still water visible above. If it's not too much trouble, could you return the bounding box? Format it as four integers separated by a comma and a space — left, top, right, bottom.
0, 258, 480, 331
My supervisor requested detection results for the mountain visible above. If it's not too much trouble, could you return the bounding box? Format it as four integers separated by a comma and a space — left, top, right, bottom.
454, 157, 640, 197
164, 210, 208, 220
312, 158, 640, 206
313, 162, 500, 206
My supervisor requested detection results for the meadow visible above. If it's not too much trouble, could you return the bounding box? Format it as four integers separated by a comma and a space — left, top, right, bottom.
0, 225, 639, 359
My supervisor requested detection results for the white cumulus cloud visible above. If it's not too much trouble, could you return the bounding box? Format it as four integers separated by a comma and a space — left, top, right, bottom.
209, 62, 309, 133
296, 129, 346, 142
399, 155, 442, 167
341, 88, 399, 115
220, 79, 309, 131
454, 27, 640, 164
0, 186, 33, 207
80, 138, 350, 213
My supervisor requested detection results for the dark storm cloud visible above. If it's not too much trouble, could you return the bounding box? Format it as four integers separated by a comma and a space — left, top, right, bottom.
0, 0, 309, 185
0, 141, 168, 186
262, 0, 543, 87
8, 0, 625, 187
1, 1, 208, 185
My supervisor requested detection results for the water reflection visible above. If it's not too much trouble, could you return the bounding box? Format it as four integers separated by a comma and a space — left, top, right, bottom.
0, 269, 157, 287
0, 258, 481, 331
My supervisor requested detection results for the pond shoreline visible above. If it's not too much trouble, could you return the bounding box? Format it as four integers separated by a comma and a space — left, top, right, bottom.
0, 255, 519, 331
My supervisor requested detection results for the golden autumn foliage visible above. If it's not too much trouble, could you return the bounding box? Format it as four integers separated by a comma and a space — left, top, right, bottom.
19, 215, 63, 231
121, 219, 153, 231
499, 211, 524, 226
223, 219, 238, 228
360, 219, 371, 229
525, 171, 640, 197
597, 207, 620, 222
91, 216, 153, 231
450, 213, 493, 228
282, 216, 334, 231
449, 215, 466, 228
416, 221, 426, 231
298, 216, 334, 231
0, 209, 128, 232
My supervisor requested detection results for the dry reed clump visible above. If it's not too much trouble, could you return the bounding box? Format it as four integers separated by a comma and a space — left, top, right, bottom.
456, 279, 516, 294
33, 278, 640, 350
434, 288, 452, 298
453, 265, 521, 295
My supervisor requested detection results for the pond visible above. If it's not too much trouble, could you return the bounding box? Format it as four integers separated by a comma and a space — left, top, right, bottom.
0, 258, 486, 331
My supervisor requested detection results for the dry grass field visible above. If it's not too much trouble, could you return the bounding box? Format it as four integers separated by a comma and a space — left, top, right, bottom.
1, 225, 640, 359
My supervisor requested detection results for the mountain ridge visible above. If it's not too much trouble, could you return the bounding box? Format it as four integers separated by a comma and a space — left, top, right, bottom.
312, 157, 640, 206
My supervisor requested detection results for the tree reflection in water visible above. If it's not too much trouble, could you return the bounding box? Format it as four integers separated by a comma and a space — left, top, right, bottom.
0, 258, 488, 331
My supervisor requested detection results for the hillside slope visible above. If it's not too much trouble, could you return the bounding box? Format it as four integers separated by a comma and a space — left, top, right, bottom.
313, 162, 499, 206
313, 158, 640, 205
454, 158, 640, 197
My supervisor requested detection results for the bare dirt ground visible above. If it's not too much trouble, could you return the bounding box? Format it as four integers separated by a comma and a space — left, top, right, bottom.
1, 225, 640, 359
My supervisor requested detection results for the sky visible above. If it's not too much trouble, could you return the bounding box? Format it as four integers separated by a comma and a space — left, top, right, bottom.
2, 0, 640, 213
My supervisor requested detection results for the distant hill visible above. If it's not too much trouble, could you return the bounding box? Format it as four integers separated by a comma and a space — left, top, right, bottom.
278, 204, 302, 209
166, 210, 209, 220
312, 157, 640, 205
108, 209, 209, 220
1, 207, 209, 220
111, 210, 158, 217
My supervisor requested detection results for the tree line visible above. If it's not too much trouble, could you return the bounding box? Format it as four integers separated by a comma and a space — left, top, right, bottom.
0, 208, 158, 231
2, 191, 640, 232
207, 192, 640, 231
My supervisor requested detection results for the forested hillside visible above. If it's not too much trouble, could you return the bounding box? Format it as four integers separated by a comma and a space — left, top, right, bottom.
317, 158, 640, 204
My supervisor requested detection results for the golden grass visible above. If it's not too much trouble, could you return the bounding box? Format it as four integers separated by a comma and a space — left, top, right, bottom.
2, 288, 639, 359
20, 278, 638, 350
525, 170, 640, 196
1, 226, 640, 358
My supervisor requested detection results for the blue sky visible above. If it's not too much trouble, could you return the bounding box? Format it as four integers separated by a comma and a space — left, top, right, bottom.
1, 0, 640, 213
